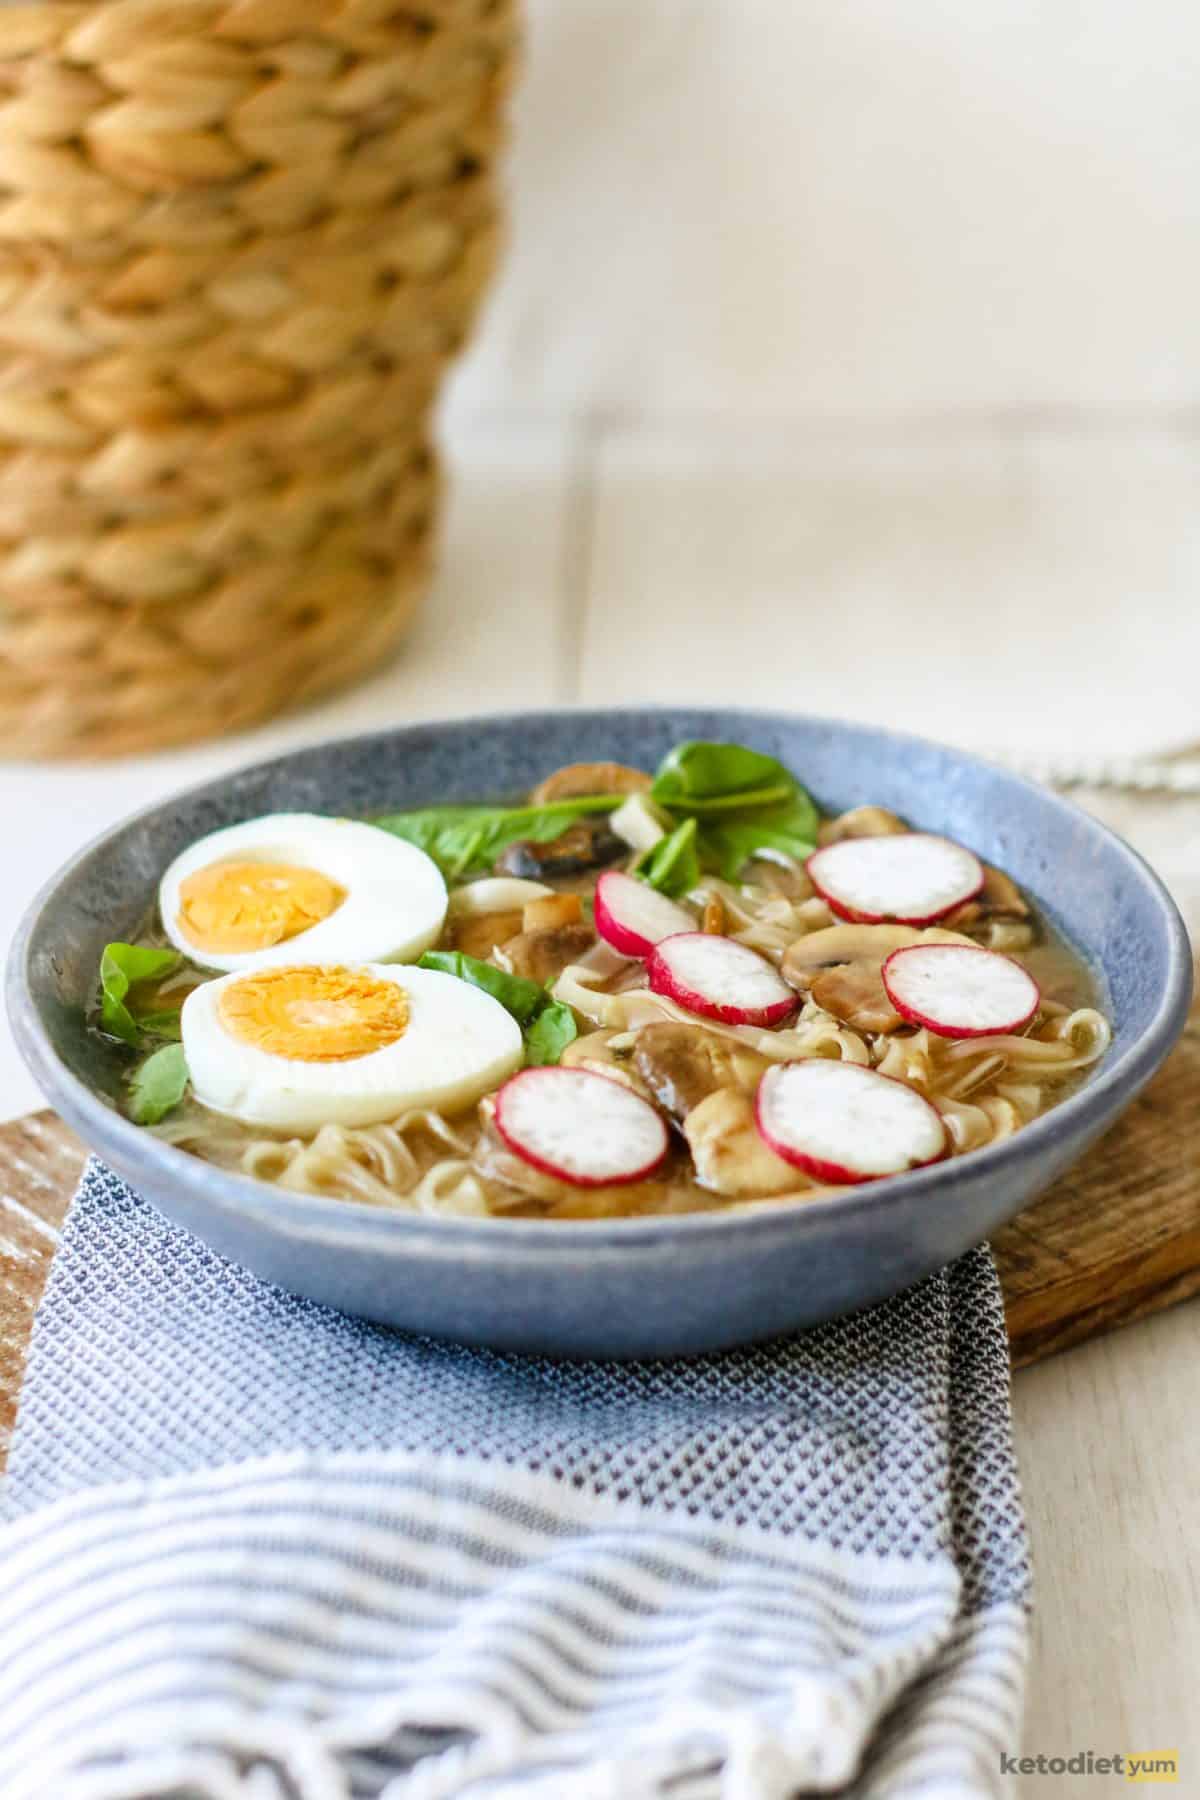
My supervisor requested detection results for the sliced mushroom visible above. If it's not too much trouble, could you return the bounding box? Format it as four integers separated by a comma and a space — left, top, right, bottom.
560, 1029, 656, 1101
981, 862, 1029, 917
560, 1028, 628, 1071
450, 909, 525, 961
782, 921, 976, 1032
530, 761, 652, 805
499, 921, 595, 985
683, 1088, 799, 1196
782, 923, 932, 994
979, 919, 1035, 952
497, 821, 627, 880
745, 860, 815, 902
816, 805, 908, 847
633, 1021, 769, 1122
472, 1098, 567, 1203
810, 963, 902, 1033
522, 892, 584, 932
942, 861, 1031, 929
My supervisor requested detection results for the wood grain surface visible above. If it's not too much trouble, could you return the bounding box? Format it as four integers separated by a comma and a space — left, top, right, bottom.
0, 1111, 85, 1467
999, 974, 1200, 1365
1, 970, 1196, 1467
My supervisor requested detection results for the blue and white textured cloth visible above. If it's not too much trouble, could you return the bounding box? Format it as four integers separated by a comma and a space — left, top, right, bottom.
0, 1162, 1030, 1800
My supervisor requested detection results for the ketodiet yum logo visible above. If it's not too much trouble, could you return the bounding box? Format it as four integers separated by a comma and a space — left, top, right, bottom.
999, 1749, 1179, 1782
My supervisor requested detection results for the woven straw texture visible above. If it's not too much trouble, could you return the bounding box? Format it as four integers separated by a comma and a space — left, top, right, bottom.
0, 0, 516, 757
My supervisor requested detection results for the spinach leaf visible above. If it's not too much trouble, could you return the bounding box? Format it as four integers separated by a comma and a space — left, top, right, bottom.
697, 795, 819, 881
418, 950, 546, 1024
635, 817, 700, 898
647, 740, 819, 878
420, 950, 579, 1066
100, 943, 183, 1046
523, 1001, 578, 1066
133, 1011, 184, 1041
650, 741, 798, 815
375, 795, 621, 879
129, 1042, 189, 1125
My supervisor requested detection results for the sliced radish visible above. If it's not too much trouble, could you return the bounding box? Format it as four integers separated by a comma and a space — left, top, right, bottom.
493, 1066, 669, 1187
647, 932, 798, 1028
881, 943, 1040, 1039
594, 870, 696, 959
806, 833, 983, 926
755, 1060, 947, 1184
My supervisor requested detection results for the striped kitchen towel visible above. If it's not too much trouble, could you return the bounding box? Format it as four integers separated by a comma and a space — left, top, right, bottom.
0, 1161, 1030, 1800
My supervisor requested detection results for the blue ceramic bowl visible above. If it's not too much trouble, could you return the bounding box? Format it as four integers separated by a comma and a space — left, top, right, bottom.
8, 708, 1193, 1357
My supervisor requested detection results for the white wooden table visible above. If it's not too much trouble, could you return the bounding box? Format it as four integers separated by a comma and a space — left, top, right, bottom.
2, 411, 1198, 1793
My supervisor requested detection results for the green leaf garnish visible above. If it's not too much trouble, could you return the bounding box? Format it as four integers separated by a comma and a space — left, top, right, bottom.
697, 794, 820, 881
419, 950, 578, 1065
100, 943, 183, 1046
523, 1001, 578, 1066
635, 817, 700, 898
129, 1042, 189, 1125
648, 741, 819, 878
132, 1011, 183, 1041
374, 796, 622, 880
650, 742, 798, 815
418, 950, 546, 1024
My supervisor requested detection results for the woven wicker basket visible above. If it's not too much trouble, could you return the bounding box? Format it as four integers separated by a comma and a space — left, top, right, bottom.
0, 0, 516, 757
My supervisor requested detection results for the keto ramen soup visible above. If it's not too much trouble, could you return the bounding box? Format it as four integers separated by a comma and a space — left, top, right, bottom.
93, 740, 1111, 1220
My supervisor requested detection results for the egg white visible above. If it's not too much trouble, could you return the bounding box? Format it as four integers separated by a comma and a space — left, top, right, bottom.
182, 963, 524, 1131
159, 814, 446, 973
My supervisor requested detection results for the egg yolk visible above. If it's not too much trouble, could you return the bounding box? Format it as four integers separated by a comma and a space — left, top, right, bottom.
177, 860, 346, 955
217, 966, 410, 1062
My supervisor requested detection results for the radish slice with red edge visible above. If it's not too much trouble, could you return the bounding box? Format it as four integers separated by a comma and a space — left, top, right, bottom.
648, 932, 798, 1028
755, 1060, 947, 1184
881, 943, 1040, 1039
806, 833, 983, 925
594, 870, 695, 959
493, 1066, 669, 1188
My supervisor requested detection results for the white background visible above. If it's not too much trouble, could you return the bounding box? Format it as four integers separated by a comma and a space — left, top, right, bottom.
458, 0, 1200, 422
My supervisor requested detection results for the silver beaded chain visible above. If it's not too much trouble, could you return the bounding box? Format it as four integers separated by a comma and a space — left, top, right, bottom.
997, 749, 1200, 796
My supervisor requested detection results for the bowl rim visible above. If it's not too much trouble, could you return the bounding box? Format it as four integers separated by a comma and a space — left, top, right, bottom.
8, 704, 1194, 1256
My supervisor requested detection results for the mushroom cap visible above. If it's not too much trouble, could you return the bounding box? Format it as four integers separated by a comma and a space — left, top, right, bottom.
497, 821, 627, 880
500, 920, 595, 986
943, 861, 1031, 926
782, 922, 973, 991
683, 1087, 801, 1196
530, 762, 652, 805
633, 1021, 769, 1121
810, 961, 903, 1033
816, 805, 909, 848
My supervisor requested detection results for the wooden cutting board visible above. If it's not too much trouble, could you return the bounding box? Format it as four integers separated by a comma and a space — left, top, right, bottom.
1, 973, 1197, 1468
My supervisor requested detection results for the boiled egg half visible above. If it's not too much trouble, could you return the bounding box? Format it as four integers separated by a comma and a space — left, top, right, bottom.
182, 962, 523, 1130
159, 814, 446, 973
